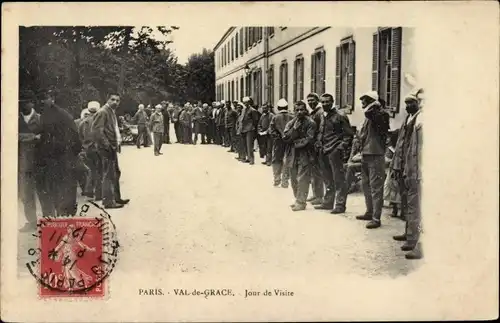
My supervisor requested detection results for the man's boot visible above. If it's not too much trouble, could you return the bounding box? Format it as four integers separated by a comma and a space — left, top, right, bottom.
356, 213, 373, 221
405, 243, 423, 260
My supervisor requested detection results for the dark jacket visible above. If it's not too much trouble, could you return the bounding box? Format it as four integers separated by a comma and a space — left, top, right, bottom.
172, 107, 181, 123
257, 112, 273, 135
283, 116, 317, 166
78, 115, 96, 151
359, 101, 390, 156
321, 109, 353, 155
239, 106, 260, 133
37, 105, 81, 163
18, 111, 42, 173
225, 108, 238, 128
269, 110, 294, 139
309, 105, 325, 144
391, 110, 420, 172
162, 108, 170, 125
91, 104, 119, 151
132, 109, 149, 125
216, 107, 226, 126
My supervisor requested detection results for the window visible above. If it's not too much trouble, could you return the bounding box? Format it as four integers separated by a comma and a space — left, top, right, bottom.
373, 27, 402, 116
235, 79, 239, 100
239, 28, 244, 55
245, 27, 250, 51
293, 55, 305, 102
267, 27, 275, 37
231, 80, 235, 101
231, 38, 234, 62
310, 48, 326, 94
249, 27, 254, 47
267, 65, 275, 106
253, 69, 262, 107
235, 33, 239, 59
245, 74, 252, 97
227, 42, 230, 64
335, 36, 356, 112
240, 76, 244, 100
257, 27, 263, 42
279, 60, 289, 101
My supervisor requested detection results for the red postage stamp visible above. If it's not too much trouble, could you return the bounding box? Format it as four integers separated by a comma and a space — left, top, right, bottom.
38, 217, 105, 297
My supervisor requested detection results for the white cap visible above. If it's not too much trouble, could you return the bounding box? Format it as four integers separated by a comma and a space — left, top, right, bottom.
276, 98, 288, 108
138, 104, 145, 109
87, 101, 100, 113
359, 90, 379, 101
220, 100, 226, 104
202, 103, 208, 107
242, 96, 251, 103
155, 104, 162, 109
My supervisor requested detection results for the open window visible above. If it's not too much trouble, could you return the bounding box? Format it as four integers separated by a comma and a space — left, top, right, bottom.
335, 36, 355, 113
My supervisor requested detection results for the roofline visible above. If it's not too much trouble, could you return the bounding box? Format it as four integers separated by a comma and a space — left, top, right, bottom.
213, 27, 236, 51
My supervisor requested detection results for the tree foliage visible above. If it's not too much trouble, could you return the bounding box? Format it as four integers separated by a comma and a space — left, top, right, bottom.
19, 26, 214, 117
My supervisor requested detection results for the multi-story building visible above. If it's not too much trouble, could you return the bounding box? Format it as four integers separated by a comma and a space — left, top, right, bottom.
213, 27, 417, 129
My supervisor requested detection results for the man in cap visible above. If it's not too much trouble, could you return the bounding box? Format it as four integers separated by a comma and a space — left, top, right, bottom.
306, 92, 325, 205
78, 101, 101, 200
35, 89, 82, 217
132, 104, 150, 149
269, 98, 294, 187
314, 93, 354, 214
150, 104, 165, 155
202, 103, 212, 144
91, 91, 130, 209
390, 89, 424, 259
283, 101, 317, 211
160, 101, 171, 144
216, 100, 227, 147
239, 97, 260, 165
257, 102, 274, 166
354, 91, 390, 229
171, 104, 182, 143
179, 103, 193, 144
206, 102, 217, 144
18, 90, 42, 231
193, 102, 208, 144
224, 100, 238, 152
234, 101, 245, 161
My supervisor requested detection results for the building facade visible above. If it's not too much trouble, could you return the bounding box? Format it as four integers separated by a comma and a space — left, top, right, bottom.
214, 27, 417, 129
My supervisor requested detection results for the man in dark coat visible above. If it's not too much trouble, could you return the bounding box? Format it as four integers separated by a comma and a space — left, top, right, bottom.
283, 101, 317, 211
172, 105, 182, 143
354, 91, 390, 229
257, 103, 274, 166
18, 91, 42, 231
216, 101, 227, 146
314, 93, 354, 214
306, 92, 325, 205
132, 104, 150, 148
224, 101, 238, 152
160, 101, 171, 144
268, 99, 294, 187
91, 92, 130, 209
239, 97, 261, 165
192, 103, 207, 144
205, 102, 216, 144
35, 90, 81, 217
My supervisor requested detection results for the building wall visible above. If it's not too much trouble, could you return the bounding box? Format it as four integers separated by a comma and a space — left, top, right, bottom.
214, 27, 416, 130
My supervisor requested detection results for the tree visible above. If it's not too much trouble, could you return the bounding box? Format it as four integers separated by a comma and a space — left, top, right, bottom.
184, 48, 215, 103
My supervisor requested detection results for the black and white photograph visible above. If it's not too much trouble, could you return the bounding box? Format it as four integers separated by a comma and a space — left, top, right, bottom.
1, 2, 498, 322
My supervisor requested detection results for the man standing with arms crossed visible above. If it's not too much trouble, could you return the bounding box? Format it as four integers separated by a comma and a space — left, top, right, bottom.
91, 92, 130, 209
306, 93, 325, 205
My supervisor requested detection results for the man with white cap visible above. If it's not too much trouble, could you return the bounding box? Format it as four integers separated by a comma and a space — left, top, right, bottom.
150, 104, 165, 155
314, 93, 353, 214
306, 92, 325, 205
132, 104, 150, 149
215, 100, 226, 146
257, 102, 274, 166
390, 89, 423, 259
239, 96, 260, 165
78, 101, 101, 199
354, 90, 390, 229
268, 98, 294, 187
224, 101, 238, 152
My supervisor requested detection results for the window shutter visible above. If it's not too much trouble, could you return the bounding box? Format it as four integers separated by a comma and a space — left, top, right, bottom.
320, 50, 326, 94
300, 58, 304, 101
284, 62, 288, 101
347, 39, 356, 112
293, 60, 297, 102
372, 32, 379, 91
311, 53, 316, 94
335, 46, 341, 107
390, 27, 402, 113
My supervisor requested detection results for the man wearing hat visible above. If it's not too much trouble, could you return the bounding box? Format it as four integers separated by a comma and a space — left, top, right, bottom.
160, 101, 171, 145
172, 104, 182, 143
216, 100, 227, 147
257, 102, 274, 165
36, 89, 82, 217
18, 91, 42, 231
314, 93, 353, 214
268, 98, 294, 187
390, 89, 423, 259
354, 91, 390, 229
224, 101, 238, 152
132, 104, 150, 148
239, 97, 260, 165
78, 101, 101, 199
306, 92, 325, 205
151, 104, 165, 155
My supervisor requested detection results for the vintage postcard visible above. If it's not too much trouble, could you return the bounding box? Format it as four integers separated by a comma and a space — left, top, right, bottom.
1, 1, 498, 322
